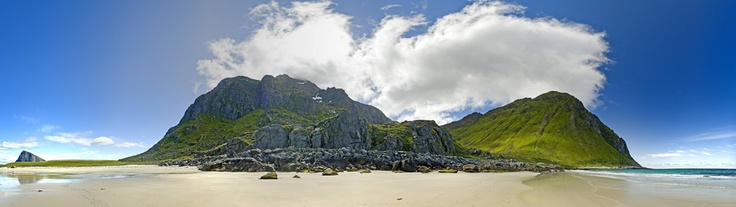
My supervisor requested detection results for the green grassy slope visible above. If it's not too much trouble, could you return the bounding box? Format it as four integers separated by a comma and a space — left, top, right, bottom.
445, 91, 640, 167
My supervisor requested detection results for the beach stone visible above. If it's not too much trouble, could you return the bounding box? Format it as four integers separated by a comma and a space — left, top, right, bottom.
322, 168, 338, 176
359, 169, 371, 173
260, 172, 278, 179
438, 169, 458, 173
293, 175, 301, 179
399, 159, 417, 172
462, 164, 479, 173
418, 166, 431, 173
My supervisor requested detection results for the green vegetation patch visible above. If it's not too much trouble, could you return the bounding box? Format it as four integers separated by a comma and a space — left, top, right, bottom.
1, 160, 132, 167
445, 91, 640, 168
368, 122, 414, 150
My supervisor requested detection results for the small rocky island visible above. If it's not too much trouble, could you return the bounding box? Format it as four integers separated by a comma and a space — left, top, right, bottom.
16, 150, 46, 162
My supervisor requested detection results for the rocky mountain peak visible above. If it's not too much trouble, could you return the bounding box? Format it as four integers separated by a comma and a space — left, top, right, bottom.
15, 150, 46, 162
180, 74, 389, 125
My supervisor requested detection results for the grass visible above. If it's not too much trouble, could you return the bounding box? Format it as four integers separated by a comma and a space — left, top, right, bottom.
120, 99, 348, 162
0, 160, 147, 168
445, 91, 640, 168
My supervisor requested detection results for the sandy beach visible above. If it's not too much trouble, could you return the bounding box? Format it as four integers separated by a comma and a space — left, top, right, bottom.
1, 166, 537, 207
2, 166, 735, 207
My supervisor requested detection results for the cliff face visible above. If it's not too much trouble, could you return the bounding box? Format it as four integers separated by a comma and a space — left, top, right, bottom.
122, 75, 455, 162
444, 91, 640, 167
252, 112, 455, 155
15, 150, 45, 162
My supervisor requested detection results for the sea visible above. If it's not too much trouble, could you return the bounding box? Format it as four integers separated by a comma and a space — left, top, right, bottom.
571, 168, 736, 190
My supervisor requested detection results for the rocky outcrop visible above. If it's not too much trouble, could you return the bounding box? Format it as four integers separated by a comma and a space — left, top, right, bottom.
15, 150, 45, 162
160, 148, 554, 173
405, 121, 456, 155
249, 113, 456, 155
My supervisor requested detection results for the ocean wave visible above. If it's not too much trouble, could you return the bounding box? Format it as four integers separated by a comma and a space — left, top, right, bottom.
571, 169, 736, 190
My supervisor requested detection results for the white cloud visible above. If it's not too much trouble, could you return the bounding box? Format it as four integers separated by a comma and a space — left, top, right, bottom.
115, 142, 145, 148
648, 152, 684, 158
91, 137, 114, 146
43, 131, 142, 148
44, 132, 114, 146
196, 1, 610, 124
40, 125, 60, 133
701, 151, 713, 156
689, 130, 736, 141
381, 4, 401, 11
0, 140, 39, 150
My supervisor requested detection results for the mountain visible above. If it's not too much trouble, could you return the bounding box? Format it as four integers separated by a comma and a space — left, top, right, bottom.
15, 150, 46, 162
122, 75, 455, 162
444, 91, 640, 167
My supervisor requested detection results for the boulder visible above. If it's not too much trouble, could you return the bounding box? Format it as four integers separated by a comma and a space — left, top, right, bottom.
322, 168, 338, 176
260, 172, 278, 179
462, 164, 479, 173
438, 169, 458, 173
418, 166, 431, 173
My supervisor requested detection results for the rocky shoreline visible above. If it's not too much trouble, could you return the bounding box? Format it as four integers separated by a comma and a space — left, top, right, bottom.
160, 147, 562, 173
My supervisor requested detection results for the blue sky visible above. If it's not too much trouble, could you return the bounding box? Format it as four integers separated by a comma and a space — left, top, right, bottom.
0, 0, 734, 168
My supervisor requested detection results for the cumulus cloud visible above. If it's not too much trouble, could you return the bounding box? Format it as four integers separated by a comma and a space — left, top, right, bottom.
91, 137, 114, 146
196, 1, 610, 124
0, 139, 40, 150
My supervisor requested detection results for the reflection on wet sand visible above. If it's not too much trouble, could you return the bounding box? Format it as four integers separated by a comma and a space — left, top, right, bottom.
7, 174, 44, 184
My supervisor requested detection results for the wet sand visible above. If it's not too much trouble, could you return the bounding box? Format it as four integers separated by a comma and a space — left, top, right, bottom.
2, 166, 734, 207
522, 172, 736, 207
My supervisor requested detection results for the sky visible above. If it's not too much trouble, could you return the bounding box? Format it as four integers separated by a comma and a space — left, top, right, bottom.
0, 0, 734, 168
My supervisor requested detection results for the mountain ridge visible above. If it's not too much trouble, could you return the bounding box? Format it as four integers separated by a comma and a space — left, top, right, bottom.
122, 74, 454, 162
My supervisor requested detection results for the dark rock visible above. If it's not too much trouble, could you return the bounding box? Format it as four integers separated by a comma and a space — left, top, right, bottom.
260, 172, 278, 179
163, 148, 540, 173
418, 166, 431, 173
15, 150, 45, 162
322, 168, 338, 176
462, 164, 479, 173
399, 159, 417, 172
293, 175, 301, 179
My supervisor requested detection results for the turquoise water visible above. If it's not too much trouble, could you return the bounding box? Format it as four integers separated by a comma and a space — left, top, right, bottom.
572, 168, 736, 189
0, 173, 136, 189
